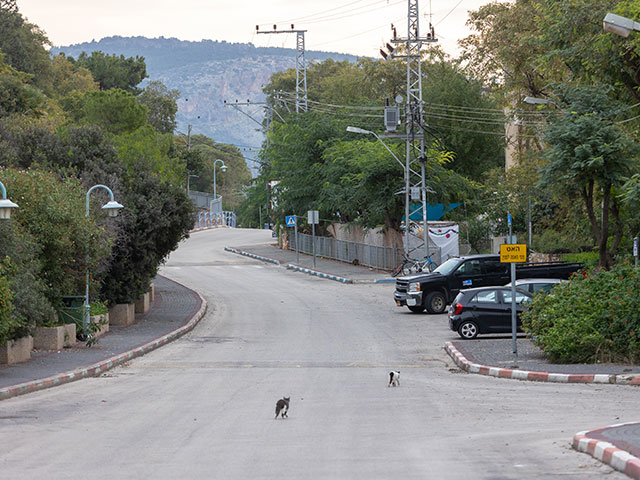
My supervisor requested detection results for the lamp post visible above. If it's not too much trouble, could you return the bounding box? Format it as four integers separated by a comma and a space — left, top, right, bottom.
213, 159, 228, 201
346, 126, 412, 255
84, 185, 123, 338
603, 12, 640, 37
0, 181, 19, 220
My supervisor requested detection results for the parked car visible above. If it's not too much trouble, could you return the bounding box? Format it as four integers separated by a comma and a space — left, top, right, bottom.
504, 278, 568, 294
394, 254, 582, 314
448, 286, 532, 339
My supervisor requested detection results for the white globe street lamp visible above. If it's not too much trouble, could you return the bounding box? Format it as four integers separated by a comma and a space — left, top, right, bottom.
0, 181, 19, 220
84, 185, 123, 339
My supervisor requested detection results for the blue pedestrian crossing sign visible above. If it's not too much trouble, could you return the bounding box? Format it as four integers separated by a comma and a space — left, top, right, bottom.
285, 215, 296, 227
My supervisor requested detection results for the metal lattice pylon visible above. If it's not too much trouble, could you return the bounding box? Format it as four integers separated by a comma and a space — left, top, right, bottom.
390, 0, 437, 258
257, 26, 308, 113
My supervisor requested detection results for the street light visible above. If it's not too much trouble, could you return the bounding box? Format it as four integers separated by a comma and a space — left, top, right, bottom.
346, 127, 404, 168
603, 12, 640, 37
213, 159, 228, 201
523, 96, 557, 107
84, 185, 123, 339
0, 181, 19, 220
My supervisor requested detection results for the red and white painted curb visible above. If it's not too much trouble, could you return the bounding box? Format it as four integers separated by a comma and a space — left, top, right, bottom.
0, 290, 207, 401
444, 342, 640, 385
573, 424, 640, 479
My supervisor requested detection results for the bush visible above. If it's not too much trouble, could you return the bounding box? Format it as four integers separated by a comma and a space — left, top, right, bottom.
522, 261, 640, 363
0, 167, 113, 310
101, 172, 193, 304
0, 262, 18, 344
561, 251, 599, 270
532, 229, 583, 254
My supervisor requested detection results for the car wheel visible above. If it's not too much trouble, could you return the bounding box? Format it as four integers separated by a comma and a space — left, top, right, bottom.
458, 320, 478, 339
408, 305, 425, 313
425, 291, 446, 314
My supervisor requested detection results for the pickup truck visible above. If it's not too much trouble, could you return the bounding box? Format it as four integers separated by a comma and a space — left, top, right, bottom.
393, 254, 583, 314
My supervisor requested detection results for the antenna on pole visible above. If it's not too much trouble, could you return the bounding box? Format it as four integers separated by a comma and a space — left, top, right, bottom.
257, 24, 308, 113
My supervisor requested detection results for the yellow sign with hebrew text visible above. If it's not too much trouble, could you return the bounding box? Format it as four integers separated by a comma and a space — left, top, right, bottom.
500, 244, 527, 263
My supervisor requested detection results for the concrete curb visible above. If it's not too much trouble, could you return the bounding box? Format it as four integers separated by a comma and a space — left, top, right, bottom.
444, 342, 640, 385
286, 264, 353, 284
0, 285, 208, 402
224, 246, 396, 284
573, 424, 640, 479
224, 247, 280, 265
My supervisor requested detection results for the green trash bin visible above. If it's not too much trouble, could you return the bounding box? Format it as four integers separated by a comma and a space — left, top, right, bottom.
58, 296, 86, 335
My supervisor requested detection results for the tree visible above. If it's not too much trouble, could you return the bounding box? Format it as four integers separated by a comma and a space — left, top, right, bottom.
0, 5, 53, 90
50, 54, 98, 98
81, 89, 148, 135
100, 172, 194, 304
72, 51, 147, 93
460, 0, 547, 96
186, 135, 252, 212
0, 53, 45, 117
137, 80, 179, 134
539, 85, 638, 268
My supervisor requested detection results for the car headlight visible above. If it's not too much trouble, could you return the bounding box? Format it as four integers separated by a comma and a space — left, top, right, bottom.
408, 282, 420, 293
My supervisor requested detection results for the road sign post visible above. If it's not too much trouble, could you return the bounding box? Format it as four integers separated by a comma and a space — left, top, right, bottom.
500, 241, 527, 358
286, 215, 299, 264
308, 210, 319, 268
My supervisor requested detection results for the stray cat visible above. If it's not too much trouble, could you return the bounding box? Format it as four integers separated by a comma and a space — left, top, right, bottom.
275, 397, 290, 419
388, 371, 400, 387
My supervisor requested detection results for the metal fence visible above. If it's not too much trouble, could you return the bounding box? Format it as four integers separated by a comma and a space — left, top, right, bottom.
195, 211, 236, 229
289, 232, 441, 271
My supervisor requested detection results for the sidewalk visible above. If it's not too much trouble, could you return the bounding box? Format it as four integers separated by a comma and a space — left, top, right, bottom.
0, 275, 206, 400
229, 242, 640, 478
228, 242, 395, 283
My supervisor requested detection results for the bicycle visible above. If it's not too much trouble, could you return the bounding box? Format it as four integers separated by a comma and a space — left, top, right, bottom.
391, 253, 438, 277
415, 253, 438, 273
391, 253, 420, 277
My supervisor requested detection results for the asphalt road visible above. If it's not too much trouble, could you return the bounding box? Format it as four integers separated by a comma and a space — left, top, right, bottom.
0, 228, 636, 479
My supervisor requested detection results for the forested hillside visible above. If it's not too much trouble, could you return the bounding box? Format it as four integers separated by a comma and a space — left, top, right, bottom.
53, 37, 358, 160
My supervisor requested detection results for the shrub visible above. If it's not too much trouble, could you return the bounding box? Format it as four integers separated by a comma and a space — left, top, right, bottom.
532, 229, 582, 254
0, 167, 112, 309
0, 262, 18, 344
561, 251, 599, 270
522, 261, 640, 363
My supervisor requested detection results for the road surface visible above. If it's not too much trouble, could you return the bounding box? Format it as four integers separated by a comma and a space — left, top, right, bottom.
0, 228, 635, 479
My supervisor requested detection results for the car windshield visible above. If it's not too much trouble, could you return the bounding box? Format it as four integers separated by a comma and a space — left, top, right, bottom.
434, 258, 461, 275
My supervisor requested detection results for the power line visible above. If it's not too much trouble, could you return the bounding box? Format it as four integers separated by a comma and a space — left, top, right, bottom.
258, 0, 374, 26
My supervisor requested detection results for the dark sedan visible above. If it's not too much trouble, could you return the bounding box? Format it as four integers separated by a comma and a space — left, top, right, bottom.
448, 286, 532, 339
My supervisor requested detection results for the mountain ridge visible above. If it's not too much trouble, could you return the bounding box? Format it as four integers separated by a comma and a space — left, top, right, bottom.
52, 36, 359, 162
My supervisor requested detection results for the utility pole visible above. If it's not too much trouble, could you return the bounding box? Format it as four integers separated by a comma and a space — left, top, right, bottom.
384, 1, 438, 260
187, 123, 192, 151
256, 25, 308, 113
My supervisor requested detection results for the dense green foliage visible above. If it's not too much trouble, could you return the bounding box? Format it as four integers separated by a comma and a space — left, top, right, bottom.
246, 55, 490, 236
522, 262, 640, 364
0, 5, 256, 344
71, 51, 147, 93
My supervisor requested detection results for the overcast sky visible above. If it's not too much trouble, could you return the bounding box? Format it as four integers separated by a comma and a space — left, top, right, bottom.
17, 0, 500, 58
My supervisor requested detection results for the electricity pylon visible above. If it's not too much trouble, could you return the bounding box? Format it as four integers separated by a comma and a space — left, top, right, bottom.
384, 0, 438, 260
256, 25, 308, 113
